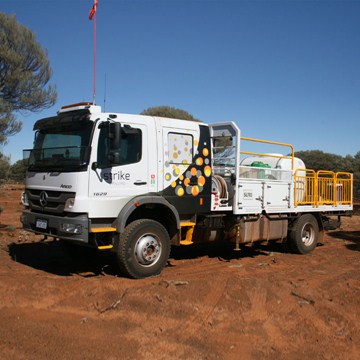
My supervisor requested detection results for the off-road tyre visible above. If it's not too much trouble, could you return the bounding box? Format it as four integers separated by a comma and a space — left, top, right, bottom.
116, 219, 170, 279
287, 214, 319, 254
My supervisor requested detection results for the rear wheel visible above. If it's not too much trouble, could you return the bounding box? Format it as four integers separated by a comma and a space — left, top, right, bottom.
116, 219, 170, 279
287, 214, 319, 254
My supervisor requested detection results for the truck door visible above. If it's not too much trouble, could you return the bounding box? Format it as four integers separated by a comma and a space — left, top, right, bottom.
160, 125, 212, 214
88, 120, 154, 218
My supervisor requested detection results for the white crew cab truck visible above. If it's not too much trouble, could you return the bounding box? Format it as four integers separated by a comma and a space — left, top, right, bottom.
21, 103, 353, 278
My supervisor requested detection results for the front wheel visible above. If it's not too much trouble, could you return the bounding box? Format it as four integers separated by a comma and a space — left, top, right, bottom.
116, 219, 171, 279
287, 214, 319, 254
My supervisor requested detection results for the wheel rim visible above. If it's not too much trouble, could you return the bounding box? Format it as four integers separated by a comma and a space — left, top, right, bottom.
134, 234, 162, 266
301, 223, 315, 246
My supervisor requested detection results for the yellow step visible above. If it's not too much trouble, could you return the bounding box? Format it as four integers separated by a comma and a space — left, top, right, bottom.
180, 222, 196, 245
90, 227, 117, 233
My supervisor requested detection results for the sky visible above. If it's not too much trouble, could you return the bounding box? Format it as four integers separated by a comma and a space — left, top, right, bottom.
1, 0, 360, 163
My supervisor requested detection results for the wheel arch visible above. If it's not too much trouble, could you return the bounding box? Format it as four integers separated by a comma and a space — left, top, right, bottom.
112, 195, 180, 245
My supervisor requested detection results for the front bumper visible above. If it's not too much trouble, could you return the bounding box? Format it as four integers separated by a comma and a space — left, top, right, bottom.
21, 210, 90, 244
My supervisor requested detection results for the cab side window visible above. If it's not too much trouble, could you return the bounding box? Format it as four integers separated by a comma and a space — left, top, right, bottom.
97, 125, 142, 167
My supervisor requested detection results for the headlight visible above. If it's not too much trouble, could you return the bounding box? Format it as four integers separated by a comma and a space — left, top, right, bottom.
21, 192, 29, 206
60, 223, 83, 234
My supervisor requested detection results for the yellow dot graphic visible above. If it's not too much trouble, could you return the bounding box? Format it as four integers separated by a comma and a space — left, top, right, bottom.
171, 181, 177, 188
204, 166, 212, 177
198, 176, 205, 186
191, 186, 199, 196
196, 157, 203, 166
190, 167, 197, 176
202, 148, 209, 157
176, 187, 185, 197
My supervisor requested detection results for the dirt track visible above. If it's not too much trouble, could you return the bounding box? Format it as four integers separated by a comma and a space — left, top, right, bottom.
1, 185, 360, 360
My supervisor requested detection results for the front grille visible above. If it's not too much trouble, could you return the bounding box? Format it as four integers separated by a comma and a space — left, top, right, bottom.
26, 189, 76, 214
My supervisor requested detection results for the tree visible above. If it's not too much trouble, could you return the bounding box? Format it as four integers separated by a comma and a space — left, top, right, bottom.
0, 154, 11, 184
352, 151, 360, 201
294, 150, 346, 172
141, 106, 201, 122
9, 159, 27, 183
0, 12, 57, 145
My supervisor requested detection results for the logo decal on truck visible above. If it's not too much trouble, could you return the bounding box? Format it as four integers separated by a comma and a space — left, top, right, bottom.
102, 170, 130, 182
39, 191, 48, 207
60, 184, 72, 189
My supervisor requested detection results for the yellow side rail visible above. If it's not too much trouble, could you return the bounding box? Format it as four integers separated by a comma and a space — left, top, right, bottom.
335, 172, 353, 205
294, 169, 353, 207
317, 170, 336, 205
294, 169, 316, 205
240, 137, 295, 170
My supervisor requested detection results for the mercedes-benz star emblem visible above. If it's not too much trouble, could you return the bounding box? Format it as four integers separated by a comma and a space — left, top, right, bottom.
39, 191, 48, 207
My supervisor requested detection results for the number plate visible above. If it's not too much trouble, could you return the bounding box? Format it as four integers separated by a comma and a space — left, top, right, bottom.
36, 219, 48, 229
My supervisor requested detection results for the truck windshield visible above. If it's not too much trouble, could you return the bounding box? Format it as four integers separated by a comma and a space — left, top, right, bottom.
24, 121, 94, 172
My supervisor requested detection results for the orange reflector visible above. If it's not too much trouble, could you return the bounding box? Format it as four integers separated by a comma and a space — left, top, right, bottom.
134, 201, 140, 207
200, 197, 203, 205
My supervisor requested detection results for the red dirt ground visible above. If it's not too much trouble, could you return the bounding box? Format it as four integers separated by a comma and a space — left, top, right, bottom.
1, 184, 360, 360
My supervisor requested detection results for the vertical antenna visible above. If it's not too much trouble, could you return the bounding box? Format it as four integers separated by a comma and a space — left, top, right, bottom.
89, 0, 99, 105
93, 10, 97, 104
104, 73, 107, 112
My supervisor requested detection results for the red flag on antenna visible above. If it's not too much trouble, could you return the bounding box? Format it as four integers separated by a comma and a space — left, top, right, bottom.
89, 0, 99, 20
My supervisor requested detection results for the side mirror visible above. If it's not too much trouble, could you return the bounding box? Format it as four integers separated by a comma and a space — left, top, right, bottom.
109, 122, 121, 150
107, 122, 121, 165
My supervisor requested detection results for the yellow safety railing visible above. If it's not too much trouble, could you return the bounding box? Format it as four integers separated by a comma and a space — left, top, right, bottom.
336, 172, 353, 205
294, 169, 316, 205
317, 170, 336, 205
240, 137, 295, 170
294, 169, 353, 207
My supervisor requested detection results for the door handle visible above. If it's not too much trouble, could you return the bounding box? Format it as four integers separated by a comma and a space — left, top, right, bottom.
134, 181, 147, 186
